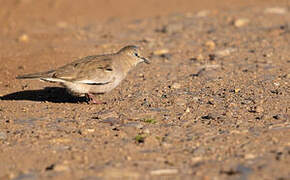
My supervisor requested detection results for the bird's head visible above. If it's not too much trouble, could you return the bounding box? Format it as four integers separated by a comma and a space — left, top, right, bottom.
118, 45, 150, 65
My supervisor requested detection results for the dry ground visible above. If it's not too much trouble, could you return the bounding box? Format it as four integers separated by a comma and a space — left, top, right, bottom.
0, 0, 289, 179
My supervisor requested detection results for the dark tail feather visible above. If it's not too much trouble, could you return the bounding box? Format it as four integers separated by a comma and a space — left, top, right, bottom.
16, 70, 54, 79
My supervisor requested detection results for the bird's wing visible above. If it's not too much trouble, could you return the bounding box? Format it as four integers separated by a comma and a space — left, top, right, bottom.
52, 55, 115, 85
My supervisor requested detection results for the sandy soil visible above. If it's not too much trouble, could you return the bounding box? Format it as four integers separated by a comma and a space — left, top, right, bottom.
0, 0, 289, 179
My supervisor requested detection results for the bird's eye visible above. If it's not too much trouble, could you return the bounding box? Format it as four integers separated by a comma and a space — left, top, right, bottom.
134, 52, 139, 57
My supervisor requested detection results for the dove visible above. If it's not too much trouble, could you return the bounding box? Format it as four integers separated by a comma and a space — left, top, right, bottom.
16, 45, 150, 104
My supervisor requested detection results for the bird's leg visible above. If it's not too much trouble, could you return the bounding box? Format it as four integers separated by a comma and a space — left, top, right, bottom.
85, 93, 103, 104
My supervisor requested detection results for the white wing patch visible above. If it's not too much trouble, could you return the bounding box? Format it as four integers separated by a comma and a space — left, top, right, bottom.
75, 79, 110, 85
40, 78, 66, 83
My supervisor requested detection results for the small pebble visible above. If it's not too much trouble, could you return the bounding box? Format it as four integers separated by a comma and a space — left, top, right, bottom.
82, 128, 95, 135
50, 138, 71, 143
234, 18, 249, 27
142, 128, 150, 134
171, 82, 181, 89
191, 156, 203, 163
150, 169, 178, 175
123, 122, 144, 129
18, 34, 29, 42
234, 88, 241, 93
87, 129, 95, 132
244, 153, 256, 159
54, 164, 69, 172
216, 48, 236, 57
196, 10, 209, 17
205, 40, 216, 49
153, 49, 169, 56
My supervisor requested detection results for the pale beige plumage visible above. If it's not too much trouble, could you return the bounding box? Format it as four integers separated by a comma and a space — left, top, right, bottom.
17, 45, 149, 103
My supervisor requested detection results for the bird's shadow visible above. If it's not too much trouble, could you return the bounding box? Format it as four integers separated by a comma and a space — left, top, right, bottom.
0, 87, 87, 103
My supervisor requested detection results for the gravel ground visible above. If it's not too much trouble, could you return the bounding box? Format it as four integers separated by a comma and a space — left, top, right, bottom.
0, 0, 289, 179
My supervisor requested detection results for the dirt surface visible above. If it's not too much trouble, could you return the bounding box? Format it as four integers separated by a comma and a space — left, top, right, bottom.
0, 0, 290, 179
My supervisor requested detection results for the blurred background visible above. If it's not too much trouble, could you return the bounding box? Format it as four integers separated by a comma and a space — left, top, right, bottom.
1, 0, 286, 25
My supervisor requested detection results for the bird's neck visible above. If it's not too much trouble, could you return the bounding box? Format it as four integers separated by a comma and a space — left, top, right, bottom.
120, 55, 138, 71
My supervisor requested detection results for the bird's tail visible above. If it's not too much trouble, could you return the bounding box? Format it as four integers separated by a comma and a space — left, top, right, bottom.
16, 70, 67, 83
16, 70, 55, 79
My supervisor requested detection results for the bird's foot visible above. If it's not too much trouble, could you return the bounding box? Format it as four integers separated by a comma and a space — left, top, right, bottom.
86, 93, 104, 104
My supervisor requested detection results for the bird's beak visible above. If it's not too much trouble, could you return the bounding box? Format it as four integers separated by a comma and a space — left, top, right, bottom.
141, 57, 150, 64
